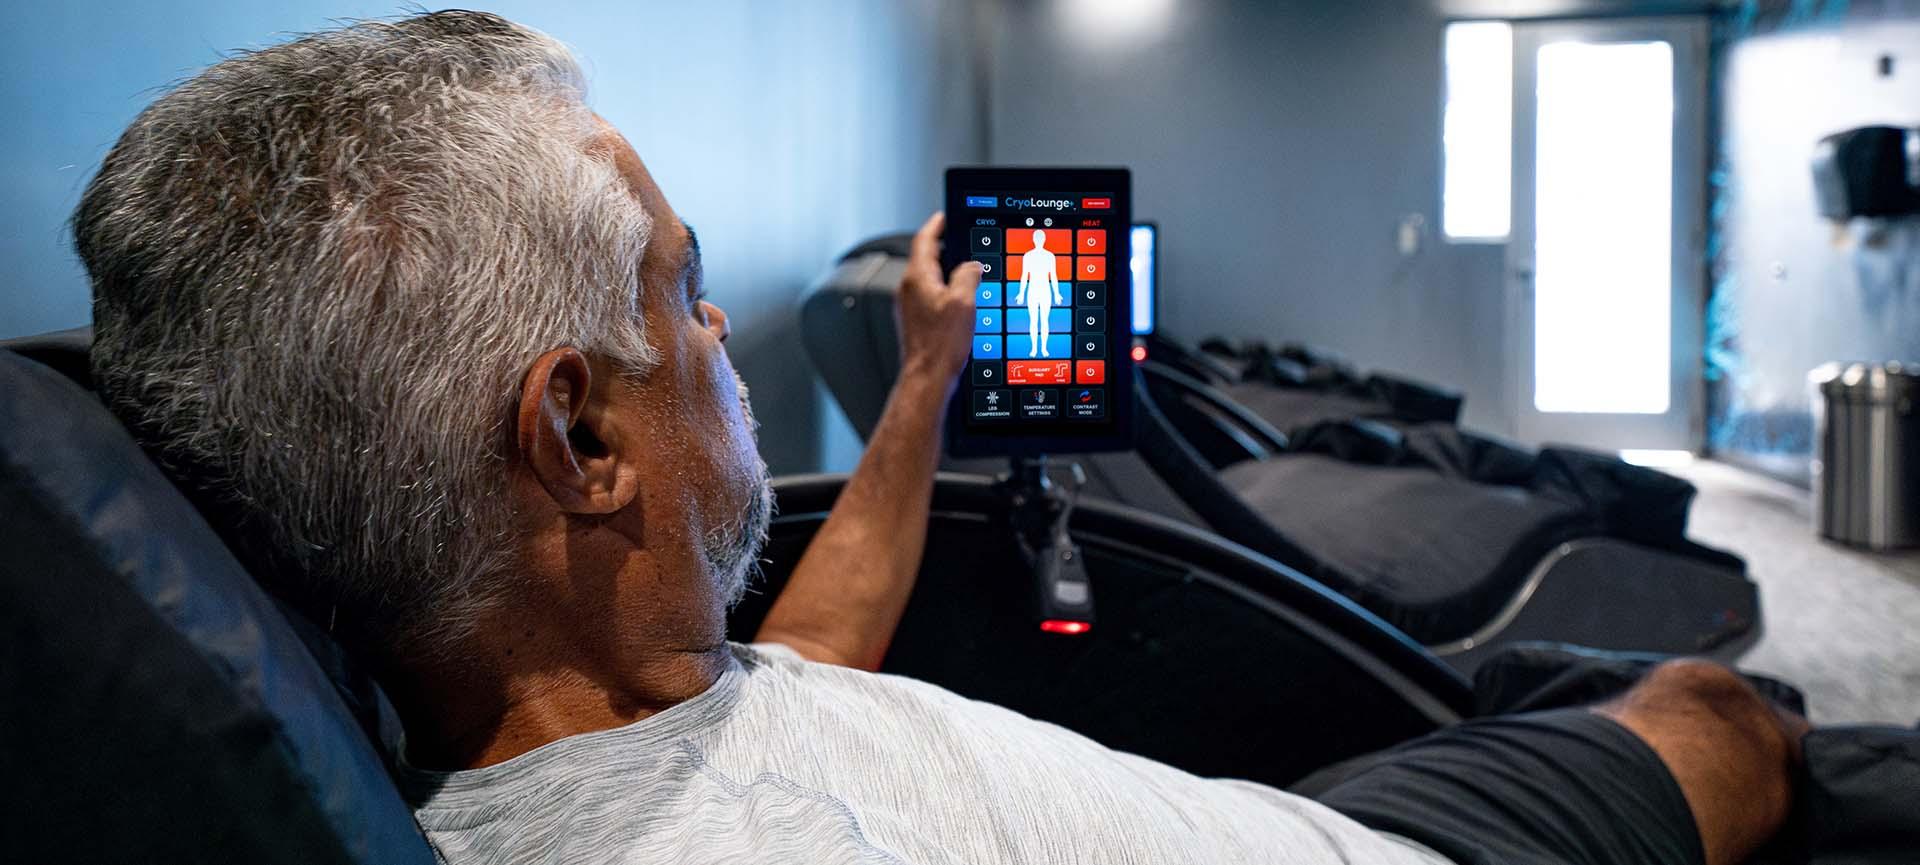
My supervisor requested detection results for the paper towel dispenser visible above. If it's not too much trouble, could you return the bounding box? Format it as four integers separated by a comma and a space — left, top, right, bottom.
1812, 125, 1920, 220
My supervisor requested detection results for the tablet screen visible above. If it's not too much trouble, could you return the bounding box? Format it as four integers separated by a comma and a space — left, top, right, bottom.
944, 168, 1134, 457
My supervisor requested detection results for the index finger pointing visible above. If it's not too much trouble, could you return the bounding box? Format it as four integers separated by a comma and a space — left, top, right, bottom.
910, 211, 945, 279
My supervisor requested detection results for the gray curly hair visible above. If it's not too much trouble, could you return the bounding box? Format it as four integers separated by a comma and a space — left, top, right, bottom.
76, 11, 655, 657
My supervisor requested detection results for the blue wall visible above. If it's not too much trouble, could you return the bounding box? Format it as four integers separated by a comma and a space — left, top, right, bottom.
1706, 0, 1920, 482
983, 0, 1517, 433
0, 1, 979, 473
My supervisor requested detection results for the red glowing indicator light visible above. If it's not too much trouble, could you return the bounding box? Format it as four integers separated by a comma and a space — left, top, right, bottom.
1040, 619, 1092, 635
1130, 345, 1148, 362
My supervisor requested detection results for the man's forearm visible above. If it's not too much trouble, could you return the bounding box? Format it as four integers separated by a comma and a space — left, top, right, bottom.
752, 361, 954, 670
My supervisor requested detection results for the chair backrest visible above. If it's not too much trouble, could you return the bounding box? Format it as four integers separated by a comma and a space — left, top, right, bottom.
1139, 360, 1290, 468
799, 241, 913, 441
0, 339, 435, 865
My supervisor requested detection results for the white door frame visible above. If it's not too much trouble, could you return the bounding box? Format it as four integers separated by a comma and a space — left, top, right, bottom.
1506, 16, 1709, 451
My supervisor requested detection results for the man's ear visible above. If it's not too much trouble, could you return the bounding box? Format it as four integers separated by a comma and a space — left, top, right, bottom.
515, 347, 643, 515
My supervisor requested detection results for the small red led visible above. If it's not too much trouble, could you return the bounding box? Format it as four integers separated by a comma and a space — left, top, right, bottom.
1039, 619, 1092, 635
1130, 344, 1148, 362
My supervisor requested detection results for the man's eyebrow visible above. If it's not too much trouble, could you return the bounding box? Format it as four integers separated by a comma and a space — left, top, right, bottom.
681, 221, 701, 276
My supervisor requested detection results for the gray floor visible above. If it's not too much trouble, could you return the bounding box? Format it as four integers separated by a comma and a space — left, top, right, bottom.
1667, 460, 1920, 725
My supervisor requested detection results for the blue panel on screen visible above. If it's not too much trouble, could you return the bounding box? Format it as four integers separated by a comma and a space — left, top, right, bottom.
1004, 307, 1071, 334
1005, 335, 1071, 359
1010, 281, 1070, 305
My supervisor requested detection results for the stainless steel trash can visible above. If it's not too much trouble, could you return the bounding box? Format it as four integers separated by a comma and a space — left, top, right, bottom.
1810, 361, 1919, 549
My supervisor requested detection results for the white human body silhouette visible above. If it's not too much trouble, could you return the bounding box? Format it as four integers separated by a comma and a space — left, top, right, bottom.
1013, 229, 1064, 357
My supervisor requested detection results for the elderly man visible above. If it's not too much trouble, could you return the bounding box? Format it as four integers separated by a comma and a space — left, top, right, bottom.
76, 12, 1802, 865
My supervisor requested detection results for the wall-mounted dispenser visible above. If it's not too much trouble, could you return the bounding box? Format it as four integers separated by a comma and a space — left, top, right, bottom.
1812, 125, 1920, 220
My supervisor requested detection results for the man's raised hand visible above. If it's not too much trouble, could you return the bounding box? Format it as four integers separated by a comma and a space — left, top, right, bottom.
896, 212, 982, 382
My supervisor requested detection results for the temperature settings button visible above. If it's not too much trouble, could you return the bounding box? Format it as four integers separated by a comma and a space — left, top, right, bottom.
1067, 387, 1106, 420
1018, 388, 1062, 420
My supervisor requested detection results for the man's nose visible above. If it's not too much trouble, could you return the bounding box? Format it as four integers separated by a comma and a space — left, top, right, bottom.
700, 300, 731, 343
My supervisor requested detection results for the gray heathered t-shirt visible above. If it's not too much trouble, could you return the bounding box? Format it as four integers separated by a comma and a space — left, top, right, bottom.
401, 642, 1454, 865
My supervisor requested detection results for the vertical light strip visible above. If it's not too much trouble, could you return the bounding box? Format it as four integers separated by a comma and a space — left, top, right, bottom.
1130, 224, 1155, 335
1443, 21, 1513, 240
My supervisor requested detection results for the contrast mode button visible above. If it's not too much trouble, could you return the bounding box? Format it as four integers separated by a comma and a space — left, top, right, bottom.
1067, 387, 1106, 420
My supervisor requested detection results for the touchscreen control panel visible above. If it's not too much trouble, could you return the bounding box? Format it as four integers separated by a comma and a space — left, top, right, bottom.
968, 220, 1114, 424
944, 169, 1133, 457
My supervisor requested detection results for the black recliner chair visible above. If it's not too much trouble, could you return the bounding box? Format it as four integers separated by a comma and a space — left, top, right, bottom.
2, 331, 1477, 859
801, 236, 1759, 673
1146, 334, 1467, 433
1138, 361, 1761, 668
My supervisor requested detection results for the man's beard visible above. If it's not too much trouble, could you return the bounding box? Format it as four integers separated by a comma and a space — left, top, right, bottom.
703, 372, 774, 609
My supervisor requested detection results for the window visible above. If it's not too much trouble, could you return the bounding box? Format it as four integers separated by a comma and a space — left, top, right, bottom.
1443, 21, 1513, 241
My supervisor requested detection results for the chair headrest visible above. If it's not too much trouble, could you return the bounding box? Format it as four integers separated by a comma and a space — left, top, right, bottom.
0, 325, 94, 389
0, 345, 433, 864
799, 235, 914, 439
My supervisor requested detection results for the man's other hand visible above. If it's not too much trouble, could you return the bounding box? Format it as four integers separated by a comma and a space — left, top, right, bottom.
897, 212, 982, 382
